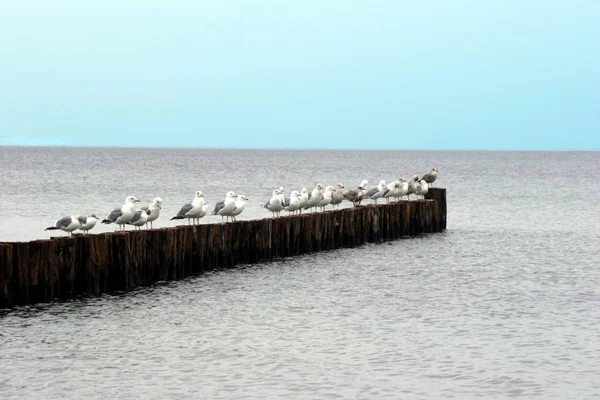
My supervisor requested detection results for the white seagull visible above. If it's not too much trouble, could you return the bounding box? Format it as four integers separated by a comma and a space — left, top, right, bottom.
171, 191, 208, 225
102, 196, 141, 231
298, 188, 309, 213
415, 179, 429, 200
128, 209, 151, 230
406, 176, 419, 200
231, 194, 249, 221
305, 183, 324, 212
142, 197, 163, 228
396, 179, 409, 200
79, 214, 99, 234
318, 186, 333, 211
212, 191, 238, 222
365, 180, 386, 204
384, 181, 398, 203
284, 191, 302, 215
264, 189, 284, 218
45, 215, 85, 236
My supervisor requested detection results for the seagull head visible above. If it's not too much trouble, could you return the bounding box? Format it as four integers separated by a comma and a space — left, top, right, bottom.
272, 189, 280, 196
153, 197, 163, 205
337, 183, 344, 189
316, 183, 324, 190
301, 188, 308, 194
226, 191, 236, 198
125, 195, 140, 203
195, 191, 204, 198
77, 215, 86, 224
89, 213, 98, 219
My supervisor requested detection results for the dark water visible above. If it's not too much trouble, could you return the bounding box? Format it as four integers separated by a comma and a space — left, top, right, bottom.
1, 147, 599, 399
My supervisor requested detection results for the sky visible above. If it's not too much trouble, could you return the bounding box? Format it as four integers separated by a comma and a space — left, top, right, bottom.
0, 1, 599, 150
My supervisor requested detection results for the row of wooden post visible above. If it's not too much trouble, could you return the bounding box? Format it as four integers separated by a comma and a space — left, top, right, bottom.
0, 188, 446, 309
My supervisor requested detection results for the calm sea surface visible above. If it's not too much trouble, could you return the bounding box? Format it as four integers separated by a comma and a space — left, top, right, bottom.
0, 147, 599, 399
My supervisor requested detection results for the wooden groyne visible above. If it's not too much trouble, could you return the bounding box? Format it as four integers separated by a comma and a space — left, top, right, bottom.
0, 188, 446, 309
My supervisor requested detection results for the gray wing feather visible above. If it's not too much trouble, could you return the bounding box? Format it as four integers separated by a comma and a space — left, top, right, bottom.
177, 202, 193, 217
422, 173, 432, 181
213, 200, 225, 214
56, 216, 72, 228
343, 189, 357, 199
283, 195, 290, 207
106, 208, 122, 222
365, 188, 378, 198
129, 210, 143, 224
141, 205, 149, 211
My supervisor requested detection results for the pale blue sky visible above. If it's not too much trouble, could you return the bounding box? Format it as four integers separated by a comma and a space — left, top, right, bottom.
1, 1, 598, 150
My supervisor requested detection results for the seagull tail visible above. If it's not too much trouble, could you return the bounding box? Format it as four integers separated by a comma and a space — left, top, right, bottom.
45, 226, 59, 231
101, 219, 112, 224
170, 216, 183, 220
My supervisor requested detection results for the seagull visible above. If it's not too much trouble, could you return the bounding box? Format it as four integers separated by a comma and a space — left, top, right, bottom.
305, 183, 324, 212
406, 176, 419, 200
171, 191, 208, 225
45, 215, 85, 236
284, 191, 302, 215
415, 179, 429, 200
264, 189, 284, 218
79, 214, 99, 234
384, 180, 399, 203
365, 180, 386, 204
396, 179, 409, 200
212, 191, 238, 222
422, 168, 438, 187
356, 180, 368, 205
142, 197, 163, 229
343, 180, 367, 207
128, 209, 151, 230
298, 188, 309, 213
102, 196, 141, 231
318, 186, 333, 211
231, 194, 249, 221
330, 183, 345, 209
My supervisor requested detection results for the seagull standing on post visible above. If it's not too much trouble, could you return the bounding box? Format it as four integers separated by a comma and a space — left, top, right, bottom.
45, 215, 86, 236
421, 168, 438, 187
102, 195, 140, 231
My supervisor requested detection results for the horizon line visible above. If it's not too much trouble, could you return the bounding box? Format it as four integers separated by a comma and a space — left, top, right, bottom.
0, 144, 598, 152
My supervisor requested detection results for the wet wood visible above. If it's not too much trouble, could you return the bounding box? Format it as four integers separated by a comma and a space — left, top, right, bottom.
0, 188, 446, 309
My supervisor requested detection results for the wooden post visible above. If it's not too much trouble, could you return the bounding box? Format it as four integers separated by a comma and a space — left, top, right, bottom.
0, 243, 14, 309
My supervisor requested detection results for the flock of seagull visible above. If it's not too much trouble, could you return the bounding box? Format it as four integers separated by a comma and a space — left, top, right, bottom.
44, 168, 439, 236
